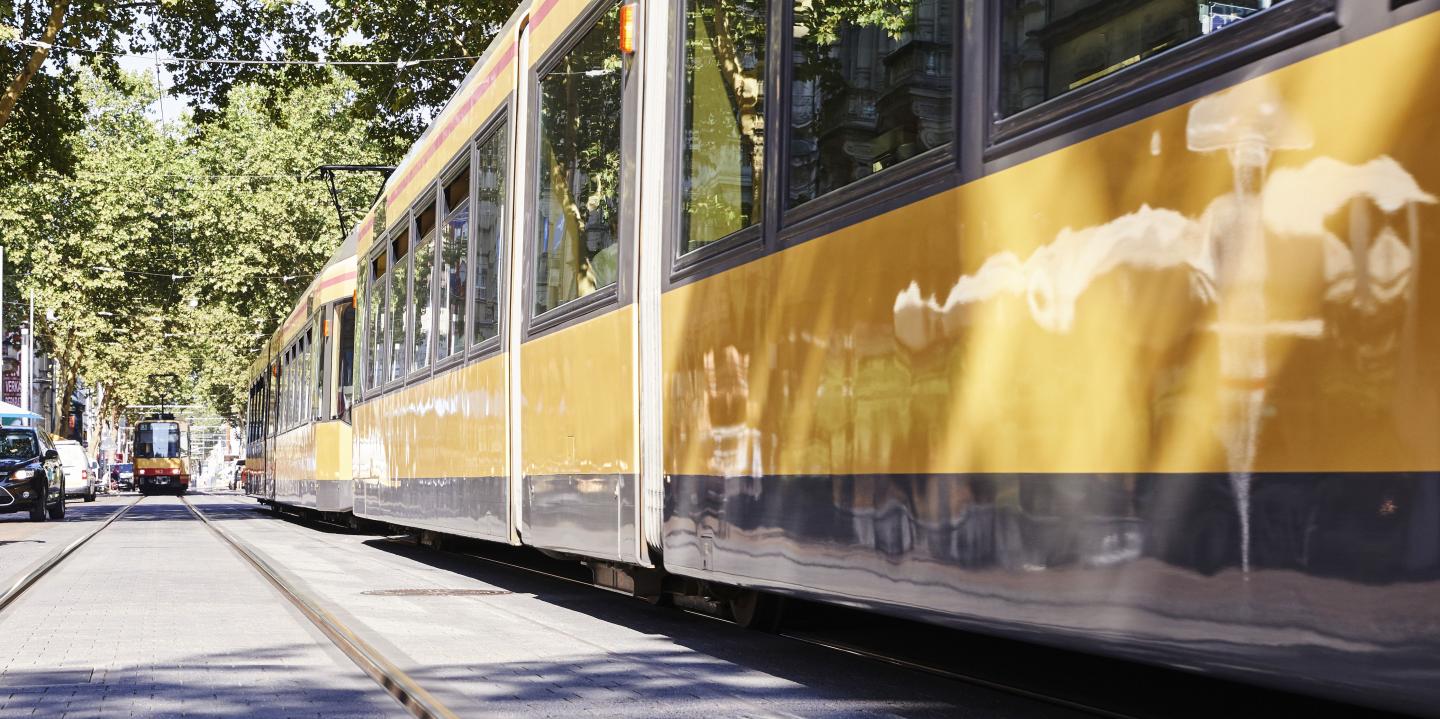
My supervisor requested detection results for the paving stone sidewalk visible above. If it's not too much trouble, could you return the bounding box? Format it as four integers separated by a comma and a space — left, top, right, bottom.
192, 493, 1079, 719
0, 495, 404, 719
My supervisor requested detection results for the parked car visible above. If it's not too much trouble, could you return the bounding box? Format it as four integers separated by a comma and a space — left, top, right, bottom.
112, 462, 134, 491
54, 440, 96, 502
0, 427, 65, 521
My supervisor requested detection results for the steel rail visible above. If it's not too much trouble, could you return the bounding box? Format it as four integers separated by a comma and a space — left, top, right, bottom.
0, 496, 142, 614
180, 496, 460, 719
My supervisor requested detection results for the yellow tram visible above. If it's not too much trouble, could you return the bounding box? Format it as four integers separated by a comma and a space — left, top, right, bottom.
133, 416, 191, 496
251, 2, 1440, 713
243, 237, 357, 515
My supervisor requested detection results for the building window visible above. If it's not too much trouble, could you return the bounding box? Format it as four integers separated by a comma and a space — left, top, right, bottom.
680, 0, 768, 254
787, 0, 955, 207
474, 124, 506, 344
438, 166, 470, 359
412, 203, 436, 373
998, 0, 1291, 117
389, 230, 410, 382
534, 2, 624, 316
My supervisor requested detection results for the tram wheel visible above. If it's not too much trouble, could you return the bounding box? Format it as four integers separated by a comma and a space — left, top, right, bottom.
729, 590, 786, 632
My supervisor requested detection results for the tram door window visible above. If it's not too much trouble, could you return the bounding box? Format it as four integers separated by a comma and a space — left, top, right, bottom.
390, 230, 411, 382
438, 165, 470, 359
473, 124, 505, 344
533, 3, 624, 315
680, 0, 768, 253
412, 203, 437, 373
337, 301, 355, 422
367, 253, 388, 389
998, 1, 1290, 116
786, 0, 955, 206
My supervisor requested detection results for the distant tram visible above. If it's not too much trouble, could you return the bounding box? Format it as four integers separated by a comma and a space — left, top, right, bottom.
133, 416, 190, 496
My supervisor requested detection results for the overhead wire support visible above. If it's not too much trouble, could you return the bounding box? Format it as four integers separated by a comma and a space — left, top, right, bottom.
314, 165, 394, 243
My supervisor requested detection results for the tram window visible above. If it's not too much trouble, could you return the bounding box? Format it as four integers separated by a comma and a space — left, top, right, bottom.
318, 313, 331, 420
309, 328, 321, 421
787, 0, 955, 207
680, 0, 768, 254
367, 253, 388, 390
438, 166, 470, 359
998, 1, 1291, 117
390, 230, 410, 382
337, 301, 355, 422
413, 202, 436, 373
534, 3, 623, 316
473, 125, 506, 344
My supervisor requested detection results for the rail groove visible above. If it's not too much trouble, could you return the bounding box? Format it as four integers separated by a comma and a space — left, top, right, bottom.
181, 495, 459, 719
0, 497, 142, 614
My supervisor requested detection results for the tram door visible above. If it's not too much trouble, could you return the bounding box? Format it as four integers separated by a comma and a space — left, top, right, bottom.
505, 0, 660, 567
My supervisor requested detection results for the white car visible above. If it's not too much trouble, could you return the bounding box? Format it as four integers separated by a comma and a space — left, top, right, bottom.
54, 441, 96, 502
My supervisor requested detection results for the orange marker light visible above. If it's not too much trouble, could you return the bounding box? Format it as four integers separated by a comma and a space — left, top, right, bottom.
619, 3, 637, 54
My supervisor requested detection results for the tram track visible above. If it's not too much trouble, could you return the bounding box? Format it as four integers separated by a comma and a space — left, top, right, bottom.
391, 533, 1137, 719
179, 495, 460, 719
0, 496, 143, 615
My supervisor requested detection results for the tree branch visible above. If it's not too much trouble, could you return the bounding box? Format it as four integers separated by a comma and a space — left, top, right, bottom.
0, 0, 71, 130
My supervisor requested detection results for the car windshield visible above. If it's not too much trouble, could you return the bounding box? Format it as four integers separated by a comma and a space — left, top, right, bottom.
117, 463, 132, 472
135, 422, 182, 459
0, 430, 37, 460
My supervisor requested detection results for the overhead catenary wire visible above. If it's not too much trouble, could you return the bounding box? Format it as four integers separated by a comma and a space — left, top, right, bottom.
8, 37, 479, 68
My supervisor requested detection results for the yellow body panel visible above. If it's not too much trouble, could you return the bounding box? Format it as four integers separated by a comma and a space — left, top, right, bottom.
272, 421, 351, 482
273, 424, 315, 482
522, 306, 636, 477
134, 457, 186, 472
664, 13, 1440, 477
527, 0, 591, 67
354, 354, 509, 483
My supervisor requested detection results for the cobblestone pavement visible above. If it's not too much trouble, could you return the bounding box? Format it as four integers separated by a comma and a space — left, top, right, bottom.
0, 495, 133, 594
189, 493, 1082, 719
0, 495, 404, 719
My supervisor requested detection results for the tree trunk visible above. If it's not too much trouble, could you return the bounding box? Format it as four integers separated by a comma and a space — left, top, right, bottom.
0, 0, 71, 130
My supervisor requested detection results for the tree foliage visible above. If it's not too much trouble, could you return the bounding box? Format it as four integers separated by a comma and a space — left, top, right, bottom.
0, 68, 380, 423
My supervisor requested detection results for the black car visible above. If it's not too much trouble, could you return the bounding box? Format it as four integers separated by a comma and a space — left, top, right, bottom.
0, 427, 65, 521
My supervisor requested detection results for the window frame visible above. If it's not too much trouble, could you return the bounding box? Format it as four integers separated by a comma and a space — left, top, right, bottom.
524, 0, 638, 339
434, 143, 475, 373
665, 0, 770, 281
666, 0, 967, 284
467, 109, 511, 361
406, 183, 440, 381
361, 242, 390, 396
984, 0, 1338, 158
384, 224, 412, 388
775, 0, 963, 245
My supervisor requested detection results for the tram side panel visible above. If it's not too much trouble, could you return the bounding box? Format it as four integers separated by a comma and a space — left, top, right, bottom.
518, 309, 641, 563
659, 12, 1440, 715
354, 359, 510, 540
